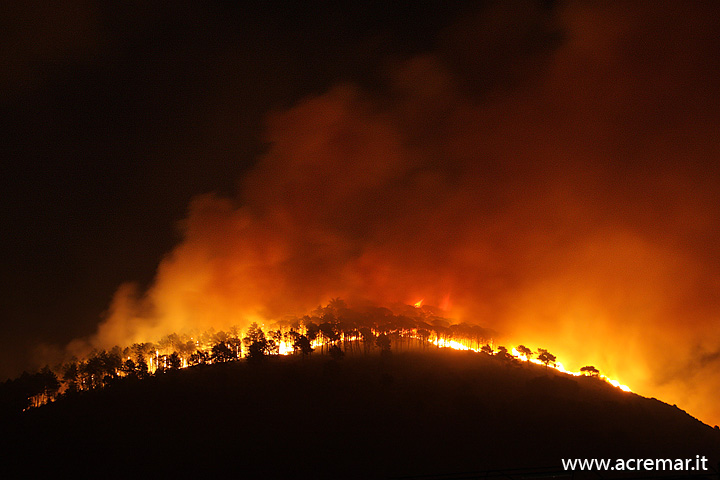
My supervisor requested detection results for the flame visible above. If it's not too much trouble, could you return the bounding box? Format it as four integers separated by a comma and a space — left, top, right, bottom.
65, 4, 720, 428
29, 300, 650, 415
422, 340, 632, 392
414, 299, 424, 308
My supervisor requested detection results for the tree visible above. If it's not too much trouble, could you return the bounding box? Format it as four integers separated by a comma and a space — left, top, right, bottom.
327, 297, 347, 315
99, 350, 122, 385
293, 334, 314, 357
319, 321, 340, 353
189, 350, 209, 366
82, 354, 104, 389
516, 345, 533, 361
136, 356, 149, 379
211, 342, 235, 363
359, 327, 374, 354
246, 339, 269, 362
227, 336, 243, 359
329, 344, 345, 360
480, 344, 493, 356
305, 321, 320, 343
62, 361, 80, 393
17, 371, 43, 409
267, 330, 281, 356
580, 365, 600, 377
179, 340, 197, 361
537, 348, 556, 369
39, 366, 60, 402
167, 352, 182, 369
376, 333, 391, 355
121, 358, 137, 378
244, 323, 269, 362
495, 346, 513, 363
244, 323, 265, 344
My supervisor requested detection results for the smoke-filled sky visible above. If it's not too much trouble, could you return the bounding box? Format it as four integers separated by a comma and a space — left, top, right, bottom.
3, 1, 720, 426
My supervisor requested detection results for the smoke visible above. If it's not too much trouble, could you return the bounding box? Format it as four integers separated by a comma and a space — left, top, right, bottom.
79, 2, 720, 426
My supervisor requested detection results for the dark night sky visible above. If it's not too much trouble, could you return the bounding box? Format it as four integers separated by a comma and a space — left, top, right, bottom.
0, 1, 480, 377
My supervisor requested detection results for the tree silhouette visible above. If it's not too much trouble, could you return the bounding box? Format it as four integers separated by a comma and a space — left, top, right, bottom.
226, 336, 242, 359
246, 340, 269, 361
244, 323, 269, 362
168, 352, 182, 369
480, 344, 493, 356
121, 358, 137, 378
189, 350, 209, 366
293, 334, 314, 357
62, 361, 80, 393
267, 330, 282, 356
359, 327, 374, 354
537, 349, 556, 369
495, 346, 513, 363
376, 333, 391, 355
319, 321, 340, 354
136, 356, 149, 379
580, 365, 599, 377
329, 344, 345, 360
99, 350, 122, 385
211, 342, 235, 363
516, 345, 533, 361
179, 340, 197, 362
82, 354, 104, 389
16, 371, 43, 409
244, 323, 264, 343
305, 321, 320, 343
327, 297, 347, 315
39, 366, 60, 402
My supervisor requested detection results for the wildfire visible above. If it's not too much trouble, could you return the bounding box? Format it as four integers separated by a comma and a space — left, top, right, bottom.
136, 309, 634, 397
142, 327, 633, 395
19, 301, 637, 414
414, 299, 424, 308
424, 339, 632, 392
418, 338, 632, 392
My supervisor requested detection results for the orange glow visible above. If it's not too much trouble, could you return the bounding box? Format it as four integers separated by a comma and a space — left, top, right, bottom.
61, 8, 720, 429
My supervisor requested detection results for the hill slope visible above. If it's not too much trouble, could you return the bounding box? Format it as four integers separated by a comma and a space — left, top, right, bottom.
3, 350, 719, 478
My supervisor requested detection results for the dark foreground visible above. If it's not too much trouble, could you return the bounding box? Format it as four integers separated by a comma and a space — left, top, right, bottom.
3, 350, 719, 479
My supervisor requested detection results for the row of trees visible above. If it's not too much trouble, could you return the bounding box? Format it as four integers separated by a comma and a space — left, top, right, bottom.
1, 299, 600, 414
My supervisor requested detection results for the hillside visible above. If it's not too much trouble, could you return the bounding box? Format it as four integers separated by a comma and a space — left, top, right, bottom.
3, 349, 719, 479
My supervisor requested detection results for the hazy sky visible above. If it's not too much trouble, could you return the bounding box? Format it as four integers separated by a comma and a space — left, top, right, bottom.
2, 1, 720, 426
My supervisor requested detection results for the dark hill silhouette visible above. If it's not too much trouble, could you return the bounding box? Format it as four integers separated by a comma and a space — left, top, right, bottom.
2, 349, 719, 479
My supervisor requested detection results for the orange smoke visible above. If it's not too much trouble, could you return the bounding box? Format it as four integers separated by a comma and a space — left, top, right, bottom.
81, 2, 720, 427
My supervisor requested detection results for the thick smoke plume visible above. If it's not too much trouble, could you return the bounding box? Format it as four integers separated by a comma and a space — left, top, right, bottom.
79, 2, 720, 426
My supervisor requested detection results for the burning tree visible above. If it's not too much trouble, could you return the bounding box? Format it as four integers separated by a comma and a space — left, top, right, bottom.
495, 346, 514, 364
211, 342, 235, 363
293, 334, 314, 357
121, 358, 136, 378
244, 323, 271, 361
537, 349, 556, 369
136, 356, 150, 379
62, 361, 80, 393
188, 350, 209, 366
376, 333, 391, 355
515, 345, 533, 361
0, 300, 637, 416
167, 352, 182, 369
580, 365, 600, 377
